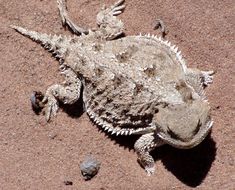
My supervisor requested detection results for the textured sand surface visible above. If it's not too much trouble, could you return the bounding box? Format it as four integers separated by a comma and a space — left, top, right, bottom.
0, 0, 234, 189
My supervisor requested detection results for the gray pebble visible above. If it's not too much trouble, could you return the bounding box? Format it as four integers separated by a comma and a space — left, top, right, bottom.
80, 155, 100, 180
30, 91, 44, 112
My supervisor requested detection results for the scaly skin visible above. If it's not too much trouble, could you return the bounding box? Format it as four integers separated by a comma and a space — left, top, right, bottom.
11, 0, 214, 175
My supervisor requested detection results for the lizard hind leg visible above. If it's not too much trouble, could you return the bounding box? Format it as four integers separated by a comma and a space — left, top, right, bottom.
57, 0, 88, 35
201, 70, 214, 86
42, 65, 82, 121
96, 0, 125, 40
134, 133, 165, 176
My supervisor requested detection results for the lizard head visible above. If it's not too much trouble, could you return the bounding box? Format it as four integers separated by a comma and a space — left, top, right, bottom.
154, 99, 212, 144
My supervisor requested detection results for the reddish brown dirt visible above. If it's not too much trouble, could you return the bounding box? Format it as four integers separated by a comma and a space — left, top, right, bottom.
0, 0, 234, 189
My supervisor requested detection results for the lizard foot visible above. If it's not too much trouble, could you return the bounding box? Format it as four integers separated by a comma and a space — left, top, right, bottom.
202, 70, 214, 86
110, 0, 125, 16
154, 19, 167, 38
145, 165, 155, 176
42, 89, 59, 121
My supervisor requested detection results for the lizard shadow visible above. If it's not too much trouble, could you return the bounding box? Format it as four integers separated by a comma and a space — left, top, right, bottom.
60, 86, 85, 118
61, 98, 84, 118
152, 134, 216, 187
60, 98, 216, 187
106, 132, 216, 187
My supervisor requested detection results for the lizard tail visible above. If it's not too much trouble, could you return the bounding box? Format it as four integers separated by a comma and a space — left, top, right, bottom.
11, 25, 70, 60
157, 120, 213, 149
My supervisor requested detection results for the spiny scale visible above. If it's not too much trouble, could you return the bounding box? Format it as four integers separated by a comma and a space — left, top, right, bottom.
11, 25, 70, 60
11, 0, 214, 176
139, 33, 186, 72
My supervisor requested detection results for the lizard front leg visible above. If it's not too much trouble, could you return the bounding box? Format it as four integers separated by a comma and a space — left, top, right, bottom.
41, 65, 82, 121
134, 132, 165, 175
185, 68, 214, 94
201, 70, 214, 86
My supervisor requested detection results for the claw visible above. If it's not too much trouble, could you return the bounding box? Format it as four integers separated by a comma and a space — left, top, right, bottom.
113, 10, 122, 16
45, 96, 59, 121
113, 0, 125, 7
145, 166, 155, 176
113, 4, 125, 12
203, 70, 215, 75
112, 1, 125, 16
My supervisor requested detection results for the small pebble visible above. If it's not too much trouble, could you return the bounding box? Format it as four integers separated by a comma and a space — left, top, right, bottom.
30, 91, 44, 113
64, 180, 73, 186
48, 133, 57, 139
80, 155, 100, 180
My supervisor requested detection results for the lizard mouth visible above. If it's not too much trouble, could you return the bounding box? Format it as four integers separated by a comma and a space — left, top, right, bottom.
157, 119, 213, 149
165, 117, 212, 142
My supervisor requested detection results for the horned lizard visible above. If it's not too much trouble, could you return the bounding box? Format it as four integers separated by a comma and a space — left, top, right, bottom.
11, 0, 214, 175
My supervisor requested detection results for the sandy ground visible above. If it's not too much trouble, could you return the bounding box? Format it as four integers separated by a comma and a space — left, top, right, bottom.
0, 0, 234, 189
